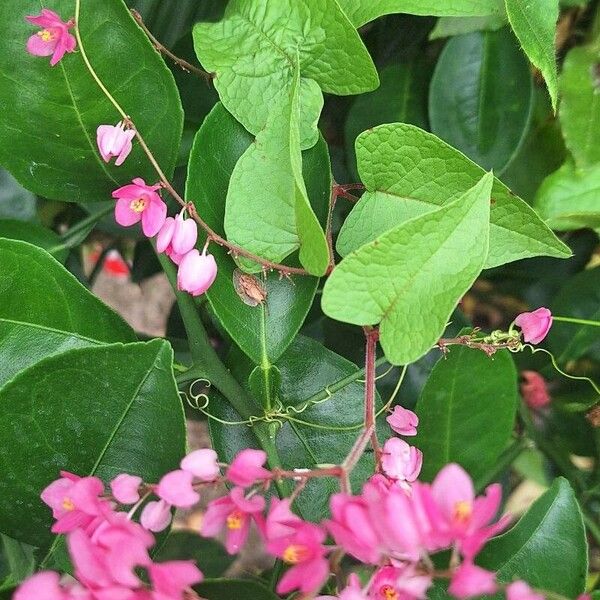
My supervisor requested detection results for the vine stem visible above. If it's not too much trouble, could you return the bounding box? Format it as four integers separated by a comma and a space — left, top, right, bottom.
363, 326, 381, 467
553, 315, 600, 327
72, 0, 312, 277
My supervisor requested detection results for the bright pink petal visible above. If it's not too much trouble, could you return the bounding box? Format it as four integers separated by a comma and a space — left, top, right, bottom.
141, 196, 167, 237
157, 470, 199, 508
140, 500, 172, 532
114, 198, 141, 227
180, 448, 219, 481
171, 213, 198, 255
110, 474, 142, 505
13, 571, 66, 600
156, 217, 176, 253
26, 33, 56, 56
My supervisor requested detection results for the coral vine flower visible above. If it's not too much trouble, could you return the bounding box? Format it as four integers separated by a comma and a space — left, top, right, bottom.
370, 565, 432, 600
265, 498, 302, 540
156, 469, 199, 508
96, 122, 135, 166
506, 580, 545, 600
201, 487, 265, 554
156, 210, 198, 258
25, 9, 76, 66
110, 473, 142, 505
148, 561, 203, 600
176, 249, 218, 296
226, 448, 271, 487
381, 438, 423, 483
112, 178, 166, 237
447, 562, 497, 599
514, 307, 553, 344
267, 521, 330, 596
180, 448, 220, 481
140, 499, 172, 532
41, 471, 107, 534
520, 371, 551, 409
386, 405, 419, 436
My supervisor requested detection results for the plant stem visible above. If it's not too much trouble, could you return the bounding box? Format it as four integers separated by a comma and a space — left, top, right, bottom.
553, 316, 600, 327
364, 327, 380, 466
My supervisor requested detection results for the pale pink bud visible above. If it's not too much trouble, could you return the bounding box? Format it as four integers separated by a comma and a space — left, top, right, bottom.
521, 371, 551, 409
156, 217, 176, 253
157, 469, 199, 508
514, 307, 553, 344
226, 449, 271, 487
180, 448, 220, 481
110, 473, 142, 504
448, 562, 497, 599
171, 211, 198, 255
381, 438, 423, 482
176, 249, 217, 296
96, 122, 135, 166
386, 405, 419, 436
140, 499, 172, 532
26, 9, 76, 66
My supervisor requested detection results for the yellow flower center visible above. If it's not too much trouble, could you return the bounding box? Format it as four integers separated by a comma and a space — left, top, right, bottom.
282, 544, 309, 565
62, 497, 75, 511
453, 500, 472, 524
380, 585, 399, 600
130, 198, 147, 213
226, 510, 244, 530
38, 29, 55, 42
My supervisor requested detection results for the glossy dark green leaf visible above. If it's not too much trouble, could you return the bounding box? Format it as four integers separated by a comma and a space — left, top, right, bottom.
0, 220, 67, 263
548, 267, 600, 363
0, 239, 135, 387
0, 171, 36, 221
345, 62, 430, 180
195, 579, 279, 600
209, 335, 380, 521
477, 478, 587, 596
414, 347, 518, 481
186, 103, 331, 365
0, 535, 35, 586
0, 0, 183, 202
0, 340, 186, 547
429, 28, 533, 172
156, 532, 234, 578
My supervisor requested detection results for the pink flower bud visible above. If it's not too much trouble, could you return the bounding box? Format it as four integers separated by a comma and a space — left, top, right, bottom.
96, 122, 135, 166
112, 178, 166, 238
140, 499, 172, 532
514, 307, 553, 344
14, 571, 66, 600
386, 405, 419, 436
521, 371, 551, 409
381, 438, 423, 482
180, 448, 220, 481
171, 211, 198, 255
506, 580, 545, 600
110, 474, 142, 505
25, 9, 76, 66
156, 469, 199, 508
156, 217, 176, 253
176, 249, 217, 296
226, 449, 271, 487
448, 562, 497, 599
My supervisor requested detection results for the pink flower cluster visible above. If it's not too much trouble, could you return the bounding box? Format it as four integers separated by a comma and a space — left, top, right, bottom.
25, 9, 76, 66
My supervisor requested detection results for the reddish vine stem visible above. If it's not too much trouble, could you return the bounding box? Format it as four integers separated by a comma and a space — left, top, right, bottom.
130, 9, 214, 82
363, 326, 381, 468
332, 182, 364, 203
437, 335, 521, 356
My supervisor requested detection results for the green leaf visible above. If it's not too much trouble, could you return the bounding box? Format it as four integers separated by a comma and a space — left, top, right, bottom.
323, 174, 492, 365
505, 0, 559, 111
336, 123, 571, 268
559, 45, 600, 168
187, 103, 331, 364
477, 478, 587, 596
414, 347, 518, 481
0, 535, 35, 585
0, 340, 185, 547
0, 220, 67, 263
193, 0, 378, 149
0, 0, 183, 202
429, 28, 533, 172
224, 64, 328, 275
429, 14, 507, 39
535, 161, 600, 231
0, 170, 36, 221
156, 532, 235, 578
0, 239, 135, 387
195, 579, 279, 600
548, 267, 600, 363
338, 0, 504, 27
209, 336, 379, 521
345, 62, 430, 180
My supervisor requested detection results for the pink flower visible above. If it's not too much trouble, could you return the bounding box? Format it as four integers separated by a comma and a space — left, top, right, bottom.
325, 493, 381, 564
386, 405, 419, 436
514, 308, 553, 344
267, 522, 329, 596
264, 497, 302, 541
180, 448, 220, 481
448, 562, 497, 599
112, 178, 166, 237
148, 561, 203, 600
381, 438, 423, 482
521, 371, 551, 409
141, 499, 172, 532
41, 471, 107, 534
201, 487, 265, 554
226, 448, 271, 487
110, 474, 142, 505
176, 249, 217, 296
96, 122, 136, 166
506, 580, 545, 600
430, 464, 510, 559
156, 217, 176, 253
157, 470, 199, 508
25, 9, 76, 66
317, 575, 367, 600
172, 211, 198, 255
370, 565, 432, 600
14, 571, 71, 600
